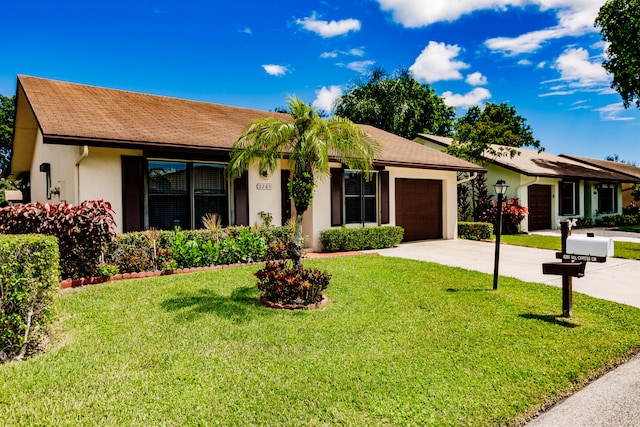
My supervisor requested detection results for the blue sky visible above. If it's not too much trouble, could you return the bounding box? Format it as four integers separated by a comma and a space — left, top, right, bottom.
3, 0, 639, 163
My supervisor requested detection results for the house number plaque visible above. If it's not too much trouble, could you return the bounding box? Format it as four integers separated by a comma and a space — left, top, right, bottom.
256, 183, 272, 191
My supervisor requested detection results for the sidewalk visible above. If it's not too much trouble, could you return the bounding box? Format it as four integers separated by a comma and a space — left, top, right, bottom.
372, 234, 640, 426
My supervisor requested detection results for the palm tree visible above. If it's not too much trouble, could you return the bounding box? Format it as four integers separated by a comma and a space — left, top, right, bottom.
226, 95, 380, 268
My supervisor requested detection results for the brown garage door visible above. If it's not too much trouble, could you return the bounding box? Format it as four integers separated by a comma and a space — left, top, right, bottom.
528, 184, 552, 230
395, 179, 442, 241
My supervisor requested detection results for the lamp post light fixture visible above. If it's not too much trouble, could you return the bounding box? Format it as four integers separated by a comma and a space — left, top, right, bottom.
493, 179, 509, 290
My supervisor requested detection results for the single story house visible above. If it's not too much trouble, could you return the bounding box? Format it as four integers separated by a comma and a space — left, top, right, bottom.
8, 75, 484, 249
559, 155, 640, 208
417, 133, 634, 231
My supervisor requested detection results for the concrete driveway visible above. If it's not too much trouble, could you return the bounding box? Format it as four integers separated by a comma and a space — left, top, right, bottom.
374, 237, 640, 309
372, 233, 640, 426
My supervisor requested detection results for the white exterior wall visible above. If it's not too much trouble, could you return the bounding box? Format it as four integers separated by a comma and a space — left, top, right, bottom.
304, 164, 460, 251
246, 164, 283, 227
78, 147, 143, 232
30, 133, 142, 233
30, 131, 78, 205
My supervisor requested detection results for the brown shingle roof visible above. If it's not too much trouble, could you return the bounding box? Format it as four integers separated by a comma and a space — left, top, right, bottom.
417, 133, 634, 182
18, 74, 289, 151
18, 75, 483, 171
559, 154, 640, 181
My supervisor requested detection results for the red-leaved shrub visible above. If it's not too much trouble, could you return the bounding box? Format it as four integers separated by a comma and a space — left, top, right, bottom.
0, 200, 116, 279
255, 260, 330, 305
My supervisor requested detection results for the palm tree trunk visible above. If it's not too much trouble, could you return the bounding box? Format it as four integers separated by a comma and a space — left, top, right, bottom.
291, 212, 305, 270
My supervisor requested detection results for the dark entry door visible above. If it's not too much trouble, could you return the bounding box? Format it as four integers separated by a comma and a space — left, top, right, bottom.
528, 184, 552, 230
395, 179, 442, 241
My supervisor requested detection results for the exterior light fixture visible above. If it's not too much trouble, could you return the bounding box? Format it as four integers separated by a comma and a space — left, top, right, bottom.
493, 179, 509, 290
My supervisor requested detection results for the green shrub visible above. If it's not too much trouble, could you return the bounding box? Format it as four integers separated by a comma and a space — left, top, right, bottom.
458, 222, 493, 240
0, 234, 60, 362
571, 216, 593, 228
255, 260, 330, 305
320, 226, 404, 252
0, 201, 116, 279
600, 214, 640, 227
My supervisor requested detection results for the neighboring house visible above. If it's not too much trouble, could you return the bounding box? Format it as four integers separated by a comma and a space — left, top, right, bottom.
559, 155, 640, 208
417, 134, 633, 232
8, 75, 484, 249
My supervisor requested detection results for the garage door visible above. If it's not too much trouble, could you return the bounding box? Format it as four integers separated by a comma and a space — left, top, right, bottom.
395, 179, 442, 241
528, 184, 552, 230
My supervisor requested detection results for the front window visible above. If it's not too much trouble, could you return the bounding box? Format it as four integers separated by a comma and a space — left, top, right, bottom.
598, 183, 616, 214
560, 181, 578, 215
147, 160, 228, 229
344, 171, 377, 224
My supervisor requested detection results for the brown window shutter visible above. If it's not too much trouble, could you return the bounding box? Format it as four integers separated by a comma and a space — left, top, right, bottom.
380, 171, 390, 224
330, 168, 343, 226
121, 156, 144, 232
234, 172, 249, 226
281, 170, 292, 225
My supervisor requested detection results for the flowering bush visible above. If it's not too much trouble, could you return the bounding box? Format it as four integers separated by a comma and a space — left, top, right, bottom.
493, 197, 528, 234
255, 260, 331, 306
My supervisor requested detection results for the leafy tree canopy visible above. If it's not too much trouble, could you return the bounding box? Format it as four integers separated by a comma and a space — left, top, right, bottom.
596, 0, 640, 109
0, 94, 16, 173
447, 102, 542, 163
334, 67, 455, 139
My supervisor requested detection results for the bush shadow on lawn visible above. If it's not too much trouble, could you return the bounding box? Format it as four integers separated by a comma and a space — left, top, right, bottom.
160, 286, 266, 323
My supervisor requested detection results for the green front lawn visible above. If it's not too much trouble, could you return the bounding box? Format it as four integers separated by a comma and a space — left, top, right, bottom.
501, 234, 640, 260
2, 255, 640, 426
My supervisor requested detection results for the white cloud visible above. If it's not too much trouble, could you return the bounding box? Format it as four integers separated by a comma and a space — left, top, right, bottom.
552, 47, 609, 89
374, 1, 603, 56
238, 26, 252, 35
595, 103, 635, 121
321, 48, 365, 59
296, 13, 361, 38
347, 48, 365, 57
321, 51, 338, 59
345, 60, 376, 73
443, 87, 492, 108
409, 41, 469, 83
465, 72, 488, 86
262, 64, 289, 76
312, 86, 343, 112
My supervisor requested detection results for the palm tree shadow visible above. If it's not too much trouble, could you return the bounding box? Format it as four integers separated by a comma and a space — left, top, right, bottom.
519, 313, 580, 328
161, 286, 265, 323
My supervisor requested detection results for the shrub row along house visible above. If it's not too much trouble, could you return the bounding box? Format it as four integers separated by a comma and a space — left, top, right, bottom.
418, 134, 640, 231
7, 75, 484, 249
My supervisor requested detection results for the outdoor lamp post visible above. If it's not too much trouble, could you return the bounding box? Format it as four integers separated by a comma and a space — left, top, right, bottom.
493, 179, 509, 290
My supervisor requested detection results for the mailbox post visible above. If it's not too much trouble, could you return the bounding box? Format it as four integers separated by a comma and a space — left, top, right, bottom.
542, 220, 613, 317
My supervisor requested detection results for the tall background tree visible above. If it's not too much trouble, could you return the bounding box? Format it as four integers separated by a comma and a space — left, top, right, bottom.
334, 67, 455, 139
596, 0, 640, 109
226, 95, 379, 268
0, 94, 16, 173
446, 102, 542, 163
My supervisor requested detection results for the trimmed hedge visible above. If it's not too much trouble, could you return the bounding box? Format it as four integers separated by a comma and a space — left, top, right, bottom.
320, 226, 404, 252
599, 214, 640, 227
0, 234, 60, 362
458, 222, 493, 241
